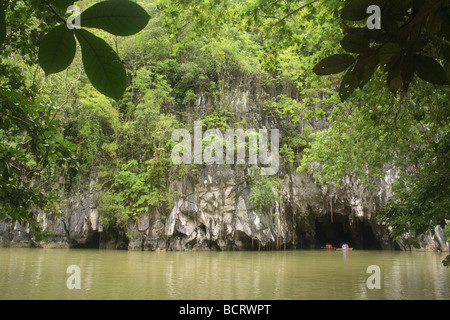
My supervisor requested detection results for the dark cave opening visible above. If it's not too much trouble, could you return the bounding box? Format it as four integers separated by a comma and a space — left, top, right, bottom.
313, 213, 382, 250
85, 230, 101, 248
315, 213, 352, 249
75, 227, 129, 250
358, 220, 383, 250
70, 230, 101, 249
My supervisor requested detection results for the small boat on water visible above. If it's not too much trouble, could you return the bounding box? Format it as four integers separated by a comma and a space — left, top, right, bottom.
321, 243, 353, 250
321, 244, 336, 249
336, 243, 353, 250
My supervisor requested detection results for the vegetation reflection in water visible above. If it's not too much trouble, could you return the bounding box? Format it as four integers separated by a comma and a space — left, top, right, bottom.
0, 248, 448, 300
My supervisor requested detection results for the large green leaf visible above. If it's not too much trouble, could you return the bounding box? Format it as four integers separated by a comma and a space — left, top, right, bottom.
341, 0, 374, 21
38, 24, 76, 75
354, 51, 378, 89
339, 68, 358, 101
340, 33, 370, 53
49, 0, 74, 10
74, 29, 126, 101
80, 0, 150, 36
379, 42, 402, 66
414, 54, 449, 85
401, 53, 415, 89
313, 54, 355, 75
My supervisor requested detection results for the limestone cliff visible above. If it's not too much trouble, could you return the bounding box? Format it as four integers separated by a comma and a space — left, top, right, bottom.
0, 87, 448, 252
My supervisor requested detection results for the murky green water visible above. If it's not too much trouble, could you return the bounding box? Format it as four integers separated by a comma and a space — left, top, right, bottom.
0, 248, 448, 300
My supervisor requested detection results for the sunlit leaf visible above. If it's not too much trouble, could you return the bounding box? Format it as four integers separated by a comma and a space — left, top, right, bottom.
80, 0, 150, 36
38, 24, 76, 75
75, 29, 127, 101
313, 54, 355, 75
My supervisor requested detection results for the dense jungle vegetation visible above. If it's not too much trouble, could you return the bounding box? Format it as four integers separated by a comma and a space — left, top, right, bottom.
0, 0, 449, 258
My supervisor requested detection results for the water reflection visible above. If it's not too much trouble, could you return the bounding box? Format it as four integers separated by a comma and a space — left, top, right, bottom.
0, 248, 448, 299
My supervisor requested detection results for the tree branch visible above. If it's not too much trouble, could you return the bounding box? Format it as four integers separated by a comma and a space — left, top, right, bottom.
268, 0, 319, 30
42, 0, 67, 25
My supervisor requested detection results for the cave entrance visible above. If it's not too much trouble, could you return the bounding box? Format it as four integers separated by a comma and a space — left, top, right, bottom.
69, 230, 100, 249
85, 230, 101, 248
358, 220, 383, 250
315, 213, 352, 249
314, 213, 382, 250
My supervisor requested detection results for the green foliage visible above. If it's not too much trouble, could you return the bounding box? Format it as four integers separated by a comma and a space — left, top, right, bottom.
0, 88, 78, 236
379, 132, 450, 241
444, 225, 450, 242
313, 0, 450, 101
0, 0, 149, 235
97, 191, 128, 228
67, 87, 119, 162
264, 94, 322, 170
279, 144, 295, 172
93, 66, 179, 226
202, 31, 264, 86
249, 168, 282, 215
298, 72, 450, 246
299, 75, 449, 183
202, 108, 235, 130
443, 255, 450, 267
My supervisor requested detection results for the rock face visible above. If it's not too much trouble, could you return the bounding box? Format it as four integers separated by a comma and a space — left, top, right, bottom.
125, 163, 400, 251
0, 189, 102, 249
0, 88, 448, 252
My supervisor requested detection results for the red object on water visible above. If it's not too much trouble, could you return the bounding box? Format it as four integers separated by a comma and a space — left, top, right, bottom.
326, 244, 332, 248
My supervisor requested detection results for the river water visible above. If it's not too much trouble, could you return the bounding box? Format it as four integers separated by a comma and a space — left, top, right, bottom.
0, 248, 448, 300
